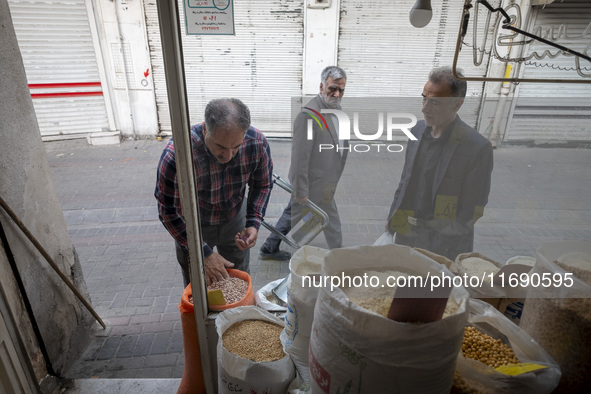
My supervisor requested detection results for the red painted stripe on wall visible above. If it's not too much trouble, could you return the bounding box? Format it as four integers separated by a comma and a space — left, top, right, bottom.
31, 91, 103, 99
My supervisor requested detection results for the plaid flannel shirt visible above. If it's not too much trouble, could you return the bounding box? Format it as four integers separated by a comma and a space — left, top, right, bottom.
155, 123, 273, 258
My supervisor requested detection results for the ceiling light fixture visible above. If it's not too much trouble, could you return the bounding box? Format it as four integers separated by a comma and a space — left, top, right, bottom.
409, 0, 433, 28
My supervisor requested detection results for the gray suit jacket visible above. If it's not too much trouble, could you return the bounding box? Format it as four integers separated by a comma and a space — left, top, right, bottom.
288, 95, 348, 205
387, 116, 493, 259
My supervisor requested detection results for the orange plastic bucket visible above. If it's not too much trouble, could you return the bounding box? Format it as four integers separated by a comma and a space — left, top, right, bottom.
177, 283, 205, 394
176, 269, 255, 393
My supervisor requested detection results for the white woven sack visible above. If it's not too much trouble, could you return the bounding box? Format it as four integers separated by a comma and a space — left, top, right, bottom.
255, 277, 288, 312
216, 306, 295, 394
308, 244, 469, 394
520, 240, 591, 393
282, 246, 329, 387
457, 299, 560, 394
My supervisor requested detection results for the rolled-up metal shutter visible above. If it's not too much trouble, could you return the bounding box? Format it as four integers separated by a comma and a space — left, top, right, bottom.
507, 0, 591, 143
337, 0, 487, 137
144, 0, 304, 137
8, 0, 110, 139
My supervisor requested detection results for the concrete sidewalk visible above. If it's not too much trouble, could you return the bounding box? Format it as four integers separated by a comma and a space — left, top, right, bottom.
44, 138, 591, 383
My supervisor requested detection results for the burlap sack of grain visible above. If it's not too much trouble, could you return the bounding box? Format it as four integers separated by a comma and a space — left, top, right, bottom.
456, 299, 560, 394
519, 240, 591, 394
308, 244, 469, 393
216, 306, 295, 394
281, 246, 329, 390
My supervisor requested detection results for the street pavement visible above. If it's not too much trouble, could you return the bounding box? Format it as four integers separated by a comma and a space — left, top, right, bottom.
44, 137, 591, 380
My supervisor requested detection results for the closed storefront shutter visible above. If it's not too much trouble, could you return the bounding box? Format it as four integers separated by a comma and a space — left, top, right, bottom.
337, 0, 487, 137
507, 0, 591, 143
144, 0, 304, 137
8, 0, 110, 139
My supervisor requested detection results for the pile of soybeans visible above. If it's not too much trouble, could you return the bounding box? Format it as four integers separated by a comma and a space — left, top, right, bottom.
451, 326, 520, 393
460, 326, 519, 368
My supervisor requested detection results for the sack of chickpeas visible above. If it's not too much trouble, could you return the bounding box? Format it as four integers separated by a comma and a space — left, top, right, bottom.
519, 240, 591, 393
309, 244, 469, 393
281, 246, 329, 389
215, 306, 296, 394
454, 299, 561, 393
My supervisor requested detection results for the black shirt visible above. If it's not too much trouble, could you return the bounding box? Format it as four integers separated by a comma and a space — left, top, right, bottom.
401, 126, 451, 221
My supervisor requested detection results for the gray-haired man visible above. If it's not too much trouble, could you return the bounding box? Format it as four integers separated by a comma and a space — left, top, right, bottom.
260, 66, 348, 259
155, 98, 274, 286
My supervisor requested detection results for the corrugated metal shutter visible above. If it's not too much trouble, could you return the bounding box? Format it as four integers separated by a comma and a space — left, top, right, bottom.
8, 0, 110, 139
337, 0, 487, 138
507, 0, 591, 142
144, 0, 304, 137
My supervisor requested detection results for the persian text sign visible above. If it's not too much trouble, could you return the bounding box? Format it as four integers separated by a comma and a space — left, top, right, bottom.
184, 0, 235, 35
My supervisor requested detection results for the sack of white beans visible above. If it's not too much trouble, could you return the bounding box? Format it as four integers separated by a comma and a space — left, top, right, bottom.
216, 306, 295, 394
281, 246, 329, 389
452, 252, 506, 299
309, 244, 469, 394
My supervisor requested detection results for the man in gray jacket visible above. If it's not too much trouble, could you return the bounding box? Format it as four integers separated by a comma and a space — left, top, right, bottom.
260, 66, 348, 260
387, 66, 493, 261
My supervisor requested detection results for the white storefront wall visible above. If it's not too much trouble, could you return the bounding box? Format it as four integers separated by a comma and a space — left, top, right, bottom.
476, 0, 591, 145
145, 0, 306, 137
337, 0, 487, 139
506, 0, 591, 143
91, 0, 159, 138
8, 0, 159, 141
8, 0, 114, 140
145, 0, 488, 139
7, 0, 589, 142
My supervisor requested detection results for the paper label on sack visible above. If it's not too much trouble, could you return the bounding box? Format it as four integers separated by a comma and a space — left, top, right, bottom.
495, 363, 548, 376
207, 289, 226, 306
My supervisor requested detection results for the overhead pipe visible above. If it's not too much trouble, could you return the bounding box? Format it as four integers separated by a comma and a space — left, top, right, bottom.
489, 0, 532, 147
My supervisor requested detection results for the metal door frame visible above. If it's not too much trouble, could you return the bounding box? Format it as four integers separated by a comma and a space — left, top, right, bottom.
156, 1, 216, 392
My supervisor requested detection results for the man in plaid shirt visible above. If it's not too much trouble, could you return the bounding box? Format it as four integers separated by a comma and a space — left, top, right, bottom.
155, 98, 273, 286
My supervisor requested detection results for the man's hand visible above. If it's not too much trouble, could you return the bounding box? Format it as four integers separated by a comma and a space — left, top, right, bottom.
235, 227, 258, 250
204, 252, 233, 285
295, 195, 309, 205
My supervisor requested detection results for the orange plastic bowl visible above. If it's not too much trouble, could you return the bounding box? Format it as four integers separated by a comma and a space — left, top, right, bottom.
179, 269, 255, 313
